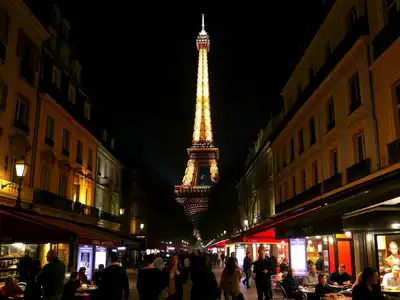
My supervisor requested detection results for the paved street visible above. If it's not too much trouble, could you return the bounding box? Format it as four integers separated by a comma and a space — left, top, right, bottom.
127, 268, 259, 299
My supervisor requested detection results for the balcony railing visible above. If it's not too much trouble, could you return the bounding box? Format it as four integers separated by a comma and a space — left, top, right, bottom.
322, 172, 343, 194
33, 189, 121, 223
346, 158, 371, 184
13, 119, 29, 134
275, 183, 322, 214
388, 139, 400, 164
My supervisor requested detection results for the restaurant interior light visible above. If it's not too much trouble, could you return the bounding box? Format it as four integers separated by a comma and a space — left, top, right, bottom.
345, 231, 352, 238
140, 223, 144, 230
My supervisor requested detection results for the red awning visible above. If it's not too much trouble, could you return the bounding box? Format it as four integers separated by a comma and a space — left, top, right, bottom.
0, 209, 70, 243
214, 241, 226, 247
18, 212, 121, 247
227, 229, 288, 244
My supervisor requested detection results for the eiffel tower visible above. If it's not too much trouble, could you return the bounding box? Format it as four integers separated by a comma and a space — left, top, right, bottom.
174, 14, 220, 243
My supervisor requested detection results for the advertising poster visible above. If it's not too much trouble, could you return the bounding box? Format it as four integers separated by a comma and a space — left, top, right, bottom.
77, 245, 93, 280
94, 246, 107, 269
289, 238, 307, 276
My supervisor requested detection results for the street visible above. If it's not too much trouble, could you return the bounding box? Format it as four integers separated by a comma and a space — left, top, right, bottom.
127, 268, 258, 299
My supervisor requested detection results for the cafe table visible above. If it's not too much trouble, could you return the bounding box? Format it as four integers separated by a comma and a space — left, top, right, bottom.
299, 286, 315, 294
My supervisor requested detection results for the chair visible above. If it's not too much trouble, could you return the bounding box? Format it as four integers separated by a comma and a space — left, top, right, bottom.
279, 285, 296, 300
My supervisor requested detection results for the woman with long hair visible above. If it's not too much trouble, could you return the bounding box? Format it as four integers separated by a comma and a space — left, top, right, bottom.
352, 267, 383, 300
164, 254, 185, 300
220, 257, 241, 300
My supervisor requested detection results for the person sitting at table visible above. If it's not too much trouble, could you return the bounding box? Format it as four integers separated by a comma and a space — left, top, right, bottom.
303, 263, 318, 286
0, 276, 24, 298
315, 274, 334, 298
329, 264, 352, 286
282, 268, 304, 300
78, 267, 88, 284
61, 272, 81, 300
382, 265, 400, 287
352, 267, 383, 300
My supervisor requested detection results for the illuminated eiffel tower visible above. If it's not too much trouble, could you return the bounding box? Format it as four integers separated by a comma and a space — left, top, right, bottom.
174, 14, 220, 243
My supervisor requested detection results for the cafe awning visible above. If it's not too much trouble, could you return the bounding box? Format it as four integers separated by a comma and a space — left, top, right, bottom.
18, 212, 122, 247
0, 208, 70, 243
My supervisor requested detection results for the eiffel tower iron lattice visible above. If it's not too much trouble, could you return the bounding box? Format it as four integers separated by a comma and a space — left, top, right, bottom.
174, 14, 220, 239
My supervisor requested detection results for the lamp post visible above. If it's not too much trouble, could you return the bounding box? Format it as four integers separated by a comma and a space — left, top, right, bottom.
15, 160, 28, 208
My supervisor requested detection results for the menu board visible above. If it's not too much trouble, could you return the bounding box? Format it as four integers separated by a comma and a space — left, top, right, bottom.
95, 246, 107, 269
289, 238, 307, 276
77, 245, 93, 280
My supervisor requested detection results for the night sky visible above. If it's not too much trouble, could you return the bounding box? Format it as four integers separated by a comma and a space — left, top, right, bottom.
58, 2, 330, 240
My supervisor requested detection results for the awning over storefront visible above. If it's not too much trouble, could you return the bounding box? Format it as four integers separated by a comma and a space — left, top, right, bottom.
18, 212, 122, 247
343, 206, 400, 231
243, 229, 288, 243
0, 208, 70, 243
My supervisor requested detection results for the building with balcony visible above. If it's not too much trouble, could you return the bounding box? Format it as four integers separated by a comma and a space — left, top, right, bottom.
236, 112, 282, 230
244, 0, 400, 280
0, 0, 49, 206
95, 132, 123, 216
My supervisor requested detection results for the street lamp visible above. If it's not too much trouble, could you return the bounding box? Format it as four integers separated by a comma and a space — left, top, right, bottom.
140, 223, 144, 230
224, 230, 226, 234
15, 160, 28, 208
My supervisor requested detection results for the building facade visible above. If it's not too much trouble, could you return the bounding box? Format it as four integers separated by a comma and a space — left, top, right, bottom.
0, 0, 49, 206
95, 135, 123, 216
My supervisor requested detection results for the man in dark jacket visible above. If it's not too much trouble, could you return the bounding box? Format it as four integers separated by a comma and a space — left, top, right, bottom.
254, 247, 274, 300
243, 252, 253, 288
99, 253, 129, 300
36, 250, 66, 300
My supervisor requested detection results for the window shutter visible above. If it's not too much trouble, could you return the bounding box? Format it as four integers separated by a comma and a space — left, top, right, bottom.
0, 83, 8, 112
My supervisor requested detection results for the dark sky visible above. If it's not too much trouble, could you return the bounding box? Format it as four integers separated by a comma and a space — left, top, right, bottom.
60, 2, 331, 240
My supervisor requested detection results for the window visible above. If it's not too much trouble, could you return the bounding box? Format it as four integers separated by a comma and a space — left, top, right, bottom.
17, 30, 38, 86
348, 7, 357, 29
308, 68, 314, 83
0, 8, 9, 47
84, 102, 91, 120
290, 137, 295, 162
301, 169, 306, 192
102, 130, 107, 141
282, 147, 287, 168
309, 117, 316, 145
97, 157, 102, 176
62, 129, 69, 150
76, 140, 82, 164
52, 66, 61, 89
327, 97, 335, 131
110, 138, 115, 150
88, 149, 93, 171
68, 84, 76, 104
279, 186, 282, 204
15, 96, 28, 127
58, 175, 67, 197
355, 133, 366, 163
349, 72, 361, 113
0, 79, 8, 112
312, 161, 318, 185
40, 167, 50, 190
331, 149, 338, 176
45, 116, 54, 140
298, 128, 304, 154
276, 153, 280, 172
284, 181, 288, 201
73, 184, 80, 202
292, 176, 296, 197
385, 0, 398, 24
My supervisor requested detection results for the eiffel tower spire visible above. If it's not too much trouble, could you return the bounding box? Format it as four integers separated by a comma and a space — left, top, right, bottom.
175, 14, 220, 234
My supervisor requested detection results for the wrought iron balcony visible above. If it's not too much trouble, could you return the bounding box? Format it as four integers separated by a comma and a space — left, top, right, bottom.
388, 139, 400, 165
322, 172, 343, 193
346, 158, 371, 184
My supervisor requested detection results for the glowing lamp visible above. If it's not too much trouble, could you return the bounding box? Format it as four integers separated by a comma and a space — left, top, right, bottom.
15, 160, 28, 177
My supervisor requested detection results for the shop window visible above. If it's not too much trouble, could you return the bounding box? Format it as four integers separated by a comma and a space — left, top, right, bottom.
375, 234, 400, 291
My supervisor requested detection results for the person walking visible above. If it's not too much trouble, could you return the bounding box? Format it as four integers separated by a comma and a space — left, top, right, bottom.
164, 254, 185, 300
253, 246, 274, 300
221, 257, 242, 300
36, 250, 66, 300
242, 252, 253, 288
137, 254, 164, 300
98, 253, 130, 300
